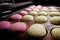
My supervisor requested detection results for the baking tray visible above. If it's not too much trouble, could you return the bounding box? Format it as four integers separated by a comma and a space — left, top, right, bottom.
0, 5, 60, 40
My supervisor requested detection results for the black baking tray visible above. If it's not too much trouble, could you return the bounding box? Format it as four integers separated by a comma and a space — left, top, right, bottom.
1, 5, 60, 21
0, 2, 32, 21
0, 6, 28, 40
0, 2, 60, 40
1, 5, 60, 40
0, 5, 33, 21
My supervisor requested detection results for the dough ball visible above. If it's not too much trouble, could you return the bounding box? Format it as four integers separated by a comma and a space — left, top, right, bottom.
49, 12, 59, 16
39, 11, 47, 16
22, 15, 34, 22
10, 22, 27, 32
40, 9, 48, 12
0, 21, 11, 30
51, 28, 60, 39
27, 24, 47, 38
30, 5, 36, 8
49, 16, 60, 25
33, 8, 40, 12
10, 14, 22, 21
41, 6, 48, 12
42, 6, 48, 10
36, 5, 42, 9
49, 9, 58, 12
29, 11, 38, 16
48, 6, 56, 9
29, 5, 36, 9
25, 8, 32, 12
19, 11, 28, 16
35, 16, 47, 23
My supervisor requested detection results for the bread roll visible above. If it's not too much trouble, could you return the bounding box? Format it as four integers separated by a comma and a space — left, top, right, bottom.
29, 11, 38, 16
22, 15, 34, 22
25, 8, 32, 12
39, 11, 47, 16
33, 8, 40, 12
49, 16, 60, 25
10, 22, 27, 32
41, 7, 48, 12
0, 21, 11, 30
10, 14, 22, 21
36, 5, 42, 9
19, 11, 28, 16
35, 16, 47, 23
48, 6, 56, 9
49, 12, 59, 16
27, 24, 47, 38
49, 9, 58, 12
51, 28, 60, 39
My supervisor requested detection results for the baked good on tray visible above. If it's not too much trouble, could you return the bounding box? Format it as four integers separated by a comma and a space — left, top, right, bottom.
25, 8, 32, 12
49, 16, 60, 25
27, 24, 47, 38
22, 15, 34, 22
10, 14, 22, 21
38, 11, 47, 16
1, 5, 60, 40
19, 10, 28, 16
29, 11, 38, 16
40, 6, 48, 12
49, 12, 59, 16
29, 5, 36, 9
49, 9, 58, 12
0, 21, 11, 30
33, 8, 40, 12
10, 22, 27, 32
51, 27, 60, 40
36, 5, 42, 10
35, 16, 47, 23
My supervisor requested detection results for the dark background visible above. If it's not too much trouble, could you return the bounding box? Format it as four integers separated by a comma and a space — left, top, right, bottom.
0, 0, 60, 6
0, 0, 30, 3
32, 0, 60, 6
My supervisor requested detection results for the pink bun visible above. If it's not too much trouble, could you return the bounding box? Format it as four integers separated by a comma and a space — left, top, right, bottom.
30, 5, 36, 8
0, 21, 11, 30
42, 6, 48, 10
33, 8, 39, 11
48, 6, 56, 9
19, 11, 28, 16
10, 22, 27, 32
36, 5, 42, 9
10, 14, 22, 21
25, 8, 32, 12
29, 5, 36, 9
